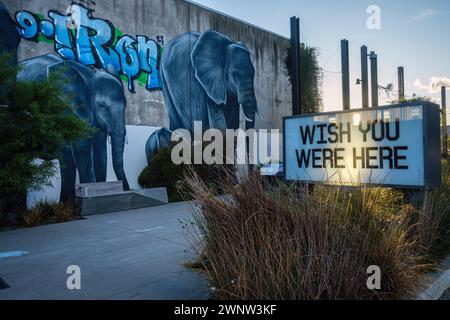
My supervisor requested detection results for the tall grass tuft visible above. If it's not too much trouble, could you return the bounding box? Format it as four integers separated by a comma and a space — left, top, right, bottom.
20, 200, 79, 227
411, 160, 450, 259
181, 167, 447, 300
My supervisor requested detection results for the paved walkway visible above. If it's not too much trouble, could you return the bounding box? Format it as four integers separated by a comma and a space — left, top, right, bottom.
0, 202, 210, 300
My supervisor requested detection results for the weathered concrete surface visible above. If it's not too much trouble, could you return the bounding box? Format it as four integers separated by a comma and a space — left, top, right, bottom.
3, 0, 291, 130
0, 202, 210, 300
77, 187, 169, 216
417, 255, 450, 300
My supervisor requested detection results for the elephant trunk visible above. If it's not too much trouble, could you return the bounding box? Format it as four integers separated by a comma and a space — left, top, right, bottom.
111, 135, 130, 191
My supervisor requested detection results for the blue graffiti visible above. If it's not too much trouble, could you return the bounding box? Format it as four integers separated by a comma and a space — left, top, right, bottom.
14, 3, 162, 92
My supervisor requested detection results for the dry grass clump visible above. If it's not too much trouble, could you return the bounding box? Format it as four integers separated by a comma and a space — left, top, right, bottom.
20, 200, 79, 227
181, 168, 439, 300
409, 160, 450, 259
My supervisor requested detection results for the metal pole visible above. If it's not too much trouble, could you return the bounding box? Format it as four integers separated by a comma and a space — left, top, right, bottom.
369, 51, 378, 107
398, 66, 405, 102
341, 39, 350, 110
361, 45, 369, 109
442, 86, 448, 158
290, 17, 301, 115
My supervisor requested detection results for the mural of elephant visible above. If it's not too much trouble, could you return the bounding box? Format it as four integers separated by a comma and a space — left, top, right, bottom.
161, 30, 259, 133
18, 54, 129, 201
0, 1, 20, 63
145, 30, 260, 163
145, 128, 173, 165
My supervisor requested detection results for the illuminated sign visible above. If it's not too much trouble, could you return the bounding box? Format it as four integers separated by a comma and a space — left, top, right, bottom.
283, 102, 441, 188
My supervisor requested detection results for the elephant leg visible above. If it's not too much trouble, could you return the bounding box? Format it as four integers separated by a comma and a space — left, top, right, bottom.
72, 139, 96, 184
93, 130, 108, 182
59, 146, 76, 202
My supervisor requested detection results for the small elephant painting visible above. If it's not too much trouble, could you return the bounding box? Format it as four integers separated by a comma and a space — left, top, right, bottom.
146, 30, 260, 163
18, 54, 130, 201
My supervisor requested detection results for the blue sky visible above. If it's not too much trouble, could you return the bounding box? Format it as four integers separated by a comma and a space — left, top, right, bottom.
192, 0, 450, 114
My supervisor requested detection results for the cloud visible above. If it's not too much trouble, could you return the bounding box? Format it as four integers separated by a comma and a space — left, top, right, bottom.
414, 77, 450, 93
412, 9, 437, 21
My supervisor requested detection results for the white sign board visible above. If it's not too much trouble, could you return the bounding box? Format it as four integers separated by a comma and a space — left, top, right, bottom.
284, 103, 441, 188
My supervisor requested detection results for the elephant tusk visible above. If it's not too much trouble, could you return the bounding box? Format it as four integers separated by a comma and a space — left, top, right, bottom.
107, 135, 111, 144
256, 107, 270, 124
239, 104, 254, 123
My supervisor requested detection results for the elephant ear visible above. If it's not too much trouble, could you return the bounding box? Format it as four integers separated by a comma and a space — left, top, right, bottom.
47, 60, 93, 125
191, 30, 233, 105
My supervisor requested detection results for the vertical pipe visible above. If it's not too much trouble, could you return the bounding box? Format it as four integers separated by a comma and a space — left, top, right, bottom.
370, 51, 378, 107
398, 66, 405, 102
341, 39, 350, 110
442, 86, 448, 158
361, 45, 369, 109
290, 17, 301, 115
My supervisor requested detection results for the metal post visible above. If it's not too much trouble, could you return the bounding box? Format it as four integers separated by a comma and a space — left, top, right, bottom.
369, 51, 378, 107
361, 45, 369, 109
442, 86, 448, 158
398, 66, 405, 102
290, 17, 301, 115
341, 39, 350, 110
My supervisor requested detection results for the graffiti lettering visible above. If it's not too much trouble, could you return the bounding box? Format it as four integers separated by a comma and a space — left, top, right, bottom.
14, 3, 162, 92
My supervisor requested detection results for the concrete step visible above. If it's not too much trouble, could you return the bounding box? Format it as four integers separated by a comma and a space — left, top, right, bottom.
76, 188, 169, 216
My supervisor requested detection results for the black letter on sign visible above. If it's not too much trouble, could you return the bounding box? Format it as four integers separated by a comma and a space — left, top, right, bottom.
394, 146, 408, 169
339, 122, 351, 143
317, 124, 328, 144
328, 124, 338, 143
371, 120, 385, 142
334, 148, 345, 169
359, 121, 371, 142
379, 147, 393, 169
312, 149, 322, 168
353, 148, 365, 169
323, 148, 334, 168
386, 118, 400, 141
300, 126, 316, 144
366, 147, 379, 169
296, 149, 311, 168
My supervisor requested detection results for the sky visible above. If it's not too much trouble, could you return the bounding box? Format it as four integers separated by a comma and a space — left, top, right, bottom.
192, 0, 450, 115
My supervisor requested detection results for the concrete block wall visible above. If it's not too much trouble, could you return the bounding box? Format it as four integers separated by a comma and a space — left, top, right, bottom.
4, 0, 292, 130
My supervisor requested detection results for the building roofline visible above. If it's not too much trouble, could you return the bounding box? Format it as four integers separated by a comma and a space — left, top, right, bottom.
184, 0, 290, 41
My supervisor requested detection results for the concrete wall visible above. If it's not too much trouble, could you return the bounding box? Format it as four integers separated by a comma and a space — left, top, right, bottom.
4, 0, 292, 130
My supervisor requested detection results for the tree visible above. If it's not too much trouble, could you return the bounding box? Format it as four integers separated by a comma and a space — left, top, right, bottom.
0, 53, 90, 222
284, 44, 323, 114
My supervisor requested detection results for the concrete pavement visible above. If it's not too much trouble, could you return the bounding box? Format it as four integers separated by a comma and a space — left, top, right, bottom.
0, 202, 210, 300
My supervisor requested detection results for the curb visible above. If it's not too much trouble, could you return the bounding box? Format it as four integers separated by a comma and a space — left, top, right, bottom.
417, 256, 450, 300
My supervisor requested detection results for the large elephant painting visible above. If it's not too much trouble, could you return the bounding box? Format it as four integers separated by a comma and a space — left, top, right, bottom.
146, 30, 260, 163
17, 54, 130, 201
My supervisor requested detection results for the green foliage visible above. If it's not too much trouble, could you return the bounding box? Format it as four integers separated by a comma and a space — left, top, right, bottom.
284, 44, 323, 114
0, 53, 91, 220
389, 95, 432, 104
138, 146, 185, 202
138, 144, 229, 202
